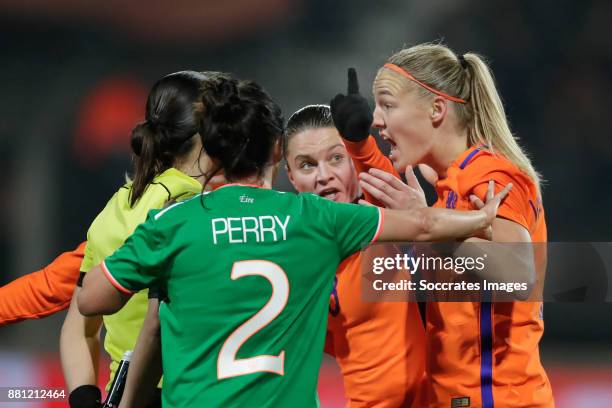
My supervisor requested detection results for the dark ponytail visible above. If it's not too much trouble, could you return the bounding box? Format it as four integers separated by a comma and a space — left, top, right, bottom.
129, 71, 210, 207
199, 76, 283, 186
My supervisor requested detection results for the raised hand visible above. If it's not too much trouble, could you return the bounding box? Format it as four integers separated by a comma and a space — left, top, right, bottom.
358, 165, 427, 210
330, 68, 373, 142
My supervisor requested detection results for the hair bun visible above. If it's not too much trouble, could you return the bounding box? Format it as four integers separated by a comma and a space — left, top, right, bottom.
199, 76, 283, 183
202, 78, 250, 125
214, 96, 248, 123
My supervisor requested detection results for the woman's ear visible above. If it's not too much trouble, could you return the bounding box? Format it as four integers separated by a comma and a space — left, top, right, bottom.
272, 138, 283, 164
430, 96, 448, 128
283, 152, 300, 190
270, 139, 287, 185
286, 162, 296, 186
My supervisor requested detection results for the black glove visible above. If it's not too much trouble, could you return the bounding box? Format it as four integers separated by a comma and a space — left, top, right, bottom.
69, 384, 102, 408
330, 68, 373, 142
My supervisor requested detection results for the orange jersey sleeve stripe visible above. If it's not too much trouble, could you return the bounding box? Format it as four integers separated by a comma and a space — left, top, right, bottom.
0, 241, 85, 326
371, 207, 385, 243
100, 261, 134, 295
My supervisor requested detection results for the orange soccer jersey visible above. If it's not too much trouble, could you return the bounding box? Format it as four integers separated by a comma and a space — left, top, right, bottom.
347, 140, 554, 408
327, 253, 426, 408
0, 242, 85, 326
324, 136, 426, 407
426, 145, 553, 408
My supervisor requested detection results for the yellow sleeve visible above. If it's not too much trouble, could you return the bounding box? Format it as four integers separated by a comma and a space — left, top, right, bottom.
80, 230, 95, 272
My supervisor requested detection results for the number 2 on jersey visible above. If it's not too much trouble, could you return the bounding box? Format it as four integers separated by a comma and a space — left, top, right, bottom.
217, 260, 289, 379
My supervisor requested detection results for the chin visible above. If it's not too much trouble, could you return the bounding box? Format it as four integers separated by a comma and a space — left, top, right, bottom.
335, 194, 349, 203
331, 192, 350, 203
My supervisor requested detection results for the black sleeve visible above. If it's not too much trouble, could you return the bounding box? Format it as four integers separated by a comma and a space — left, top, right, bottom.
148, 286, 159, 299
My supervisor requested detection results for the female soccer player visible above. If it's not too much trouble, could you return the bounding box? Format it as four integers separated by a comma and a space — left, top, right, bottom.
77, 74, 509, 408
284, 104, 425, 407
331, 43, 553, 407
60, 71, 221, 408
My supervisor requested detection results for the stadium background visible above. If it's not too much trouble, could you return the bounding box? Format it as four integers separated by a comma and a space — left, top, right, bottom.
0, 0, 611, 406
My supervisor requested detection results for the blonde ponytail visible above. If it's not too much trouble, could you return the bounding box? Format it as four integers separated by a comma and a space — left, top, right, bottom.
387, 43, 542, 193
462, 53, 541, 192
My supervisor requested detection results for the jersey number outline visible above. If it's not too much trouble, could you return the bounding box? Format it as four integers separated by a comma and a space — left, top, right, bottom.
217, 260, 289, 379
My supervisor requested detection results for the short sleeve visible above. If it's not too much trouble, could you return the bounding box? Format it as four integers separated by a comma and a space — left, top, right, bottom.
80, 240, 94, 273
102, 214, 166, 294
328, 201, 383, 259
462, 157, 535, 230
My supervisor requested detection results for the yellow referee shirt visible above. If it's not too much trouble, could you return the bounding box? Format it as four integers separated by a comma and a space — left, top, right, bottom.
80, 168, 202, 386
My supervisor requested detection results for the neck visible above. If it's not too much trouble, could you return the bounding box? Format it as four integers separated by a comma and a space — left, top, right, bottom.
173, 147, 208, 185
429, 129, 469, 180
229, 165, 275, 189
176, 163, 207, 185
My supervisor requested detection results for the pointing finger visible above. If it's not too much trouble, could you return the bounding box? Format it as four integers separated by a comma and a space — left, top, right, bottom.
347, 68, 360, 95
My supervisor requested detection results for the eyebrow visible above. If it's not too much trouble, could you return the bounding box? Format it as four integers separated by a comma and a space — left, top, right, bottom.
375, 89, 394, 97
293, 144, 346, 163
328, 143, 346, 151
294, 154, 314, 163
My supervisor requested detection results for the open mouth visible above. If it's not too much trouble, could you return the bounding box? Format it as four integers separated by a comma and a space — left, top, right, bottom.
318, 187, 340, 201
381, 133, 399, 159
381, 132, 397, 147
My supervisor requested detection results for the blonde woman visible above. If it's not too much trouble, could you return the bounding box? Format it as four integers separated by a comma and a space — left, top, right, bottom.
331, 43, 553, 407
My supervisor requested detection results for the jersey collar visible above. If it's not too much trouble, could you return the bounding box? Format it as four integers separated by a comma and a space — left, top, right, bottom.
154, 168, 203, 190
448, 145, 484, 171
434, 145, 485, 191
213, 183, 266, 191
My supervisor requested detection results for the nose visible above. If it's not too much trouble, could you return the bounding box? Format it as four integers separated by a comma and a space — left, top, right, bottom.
372, 105, 385, 129
316, 162, 334, 184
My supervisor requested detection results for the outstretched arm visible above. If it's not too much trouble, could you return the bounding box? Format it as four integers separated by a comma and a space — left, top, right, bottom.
0, 242, 85, 326
379, 181, 512, 242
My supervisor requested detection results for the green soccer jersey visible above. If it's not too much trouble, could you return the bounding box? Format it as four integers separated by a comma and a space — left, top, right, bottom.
103, 184, 383, 408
